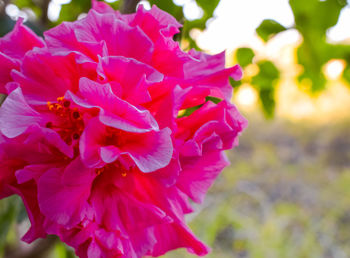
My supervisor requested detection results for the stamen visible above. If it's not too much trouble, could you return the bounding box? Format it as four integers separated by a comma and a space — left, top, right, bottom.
96, 167, 105, 175
46, 122, 53, 128
63, 100, 70, 108
72, 111, 80, 119
46, 97, 84, 146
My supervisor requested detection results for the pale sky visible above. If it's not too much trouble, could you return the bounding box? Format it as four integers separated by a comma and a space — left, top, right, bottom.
5, 0, 350, 53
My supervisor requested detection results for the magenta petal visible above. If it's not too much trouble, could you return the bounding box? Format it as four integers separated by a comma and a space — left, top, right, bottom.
131, 5, 181, 42
100, 146, 121, 164
16, 164, 50, 184
9, 182, 47, 243
0, 86, 42, 138
150, 221, 210, 257
44, 21, 107, 62
91, 180, 170, 233
79, 117, 105, 168
0, 18, 44, 59
98, 55, 163, 101
80, 118, 173, 172
91, 0, 115, 13
119, 128, 173, 173
0, 53, 19, 93
11, 49, 91, 104
178, 151, 230, 203
38, 158, 95, 227
68, 77, 159, 132
75, 10, 154, 62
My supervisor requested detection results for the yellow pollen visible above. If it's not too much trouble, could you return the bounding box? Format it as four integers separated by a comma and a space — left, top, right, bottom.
96, 168, 105, 175
57, 97, 64, 102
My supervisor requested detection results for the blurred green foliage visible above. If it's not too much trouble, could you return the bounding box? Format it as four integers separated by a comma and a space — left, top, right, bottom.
234, 0, 350, 118
256, 19, 287, 43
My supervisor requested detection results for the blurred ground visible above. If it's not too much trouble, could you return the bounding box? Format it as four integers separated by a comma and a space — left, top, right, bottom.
162, 112, 350, 258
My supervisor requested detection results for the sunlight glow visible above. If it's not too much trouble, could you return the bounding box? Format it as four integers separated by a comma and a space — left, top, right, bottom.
183, 1, 203, 21
138, 1, 151, 10
6, 4, 28, 20
48, 1, 61, 21
327, 6, 350, 42
236, 85, 257, 107
323, 59, 345, 80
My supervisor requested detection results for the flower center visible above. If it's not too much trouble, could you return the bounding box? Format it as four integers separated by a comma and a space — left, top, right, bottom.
104, 127, 127, 146
95, 162, 128, 177
46, 97, 84, 145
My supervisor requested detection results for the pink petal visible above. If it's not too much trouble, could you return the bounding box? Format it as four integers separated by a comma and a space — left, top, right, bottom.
9, 182, 47, 243
91, 0, 114, 13
80, 118, 173, 172
11, 49, 95, 104
130, 5, 181, 43
0, 52, 19, 93
177, 151, 230, 203
0, 18, 44, 59
38, 158, 95, 227
67, 78, 159, 132
75, 10, 154, 62
97, 55, 163, 102
150, 221, 210, 257
0, 86, 42, 138
44, 22, 107, 62
90, 176, 170, 233
79, 118, 106, 168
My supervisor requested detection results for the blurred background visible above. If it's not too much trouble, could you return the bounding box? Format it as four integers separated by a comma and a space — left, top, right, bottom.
1, 0, 350, 257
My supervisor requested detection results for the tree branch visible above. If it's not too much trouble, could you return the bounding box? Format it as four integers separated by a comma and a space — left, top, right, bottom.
0, 0, 10, 16
120, 0, 141, 14
39, 0, 50, 27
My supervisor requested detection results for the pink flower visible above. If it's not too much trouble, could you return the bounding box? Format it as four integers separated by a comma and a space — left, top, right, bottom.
0, 1, 247, 257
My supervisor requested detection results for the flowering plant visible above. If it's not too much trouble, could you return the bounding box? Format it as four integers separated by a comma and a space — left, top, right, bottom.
0, 1, 247, 257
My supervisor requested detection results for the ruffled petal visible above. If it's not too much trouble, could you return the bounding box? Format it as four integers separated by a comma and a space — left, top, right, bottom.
67, 78, 159, 132
37, 158, 95, 228
0, 18, 44, 59
0, 86, 42, 138
177, 151, 230, 203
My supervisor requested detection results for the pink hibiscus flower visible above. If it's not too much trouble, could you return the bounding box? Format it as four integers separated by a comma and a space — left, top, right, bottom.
0, 1, 247, 257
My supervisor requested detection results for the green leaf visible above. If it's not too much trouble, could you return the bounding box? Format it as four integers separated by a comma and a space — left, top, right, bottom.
229, 77, 242, 88
0, 196, 22, 254
256, 19, 287, 42
290, 0, 345, 36
236, 47, 255, 67
259, 88, 275, 119
206, 96, 222, 104
342, 65, 350, 85
195, 0, 220, 17
177, 104, 203, 118
58, 0, 91, 23
251, 60, 279, 118
296, 42, 328, 92
251, 60, 280, 90
288, 0, 346, 92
